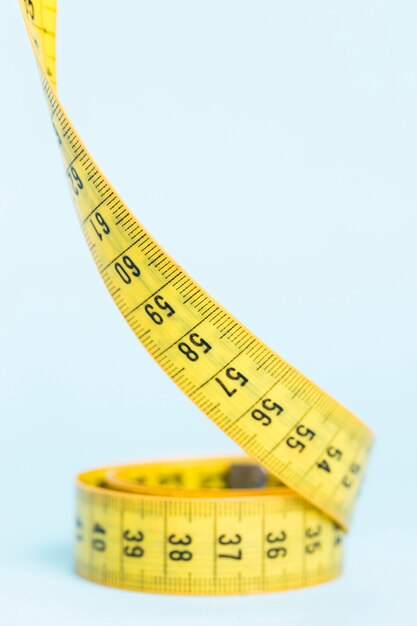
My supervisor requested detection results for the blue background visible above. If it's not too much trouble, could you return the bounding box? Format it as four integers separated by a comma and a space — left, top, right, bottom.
1, 1, 416, 624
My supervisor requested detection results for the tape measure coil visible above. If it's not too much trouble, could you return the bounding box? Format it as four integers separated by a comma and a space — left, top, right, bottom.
19, 0, 374, 595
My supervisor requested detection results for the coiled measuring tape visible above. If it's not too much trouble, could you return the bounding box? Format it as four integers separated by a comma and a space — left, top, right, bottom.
20, 0, 374, 595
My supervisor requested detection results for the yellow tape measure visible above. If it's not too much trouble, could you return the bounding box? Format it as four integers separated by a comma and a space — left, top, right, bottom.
20, 0, 374, 595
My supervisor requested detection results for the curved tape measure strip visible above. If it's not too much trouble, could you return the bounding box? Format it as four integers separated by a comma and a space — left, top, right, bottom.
19, 0, 374, 594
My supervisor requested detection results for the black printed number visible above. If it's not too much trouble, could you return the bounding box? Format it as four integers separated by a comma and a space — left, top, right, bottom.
342, 462, 362, 489
215, 367, 249, 397
217, 533, 242, 560
334, 523, 344, 546
168, 534, 193, 561
144, 295, 175, 325
316, 446, 343, 473
76, 517, 84, 542
115, 255, 141, 284
305, 525, 322, 554
23, 0, 35, 20
266, 530, 287, 559
90, 212, 110, 241
251, 398, 284, 427
286, 425, 316, 453
67, 166, 83, 195
178, 333, 212, 362
123, 529, 144, 558
91, 522, 106, 552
